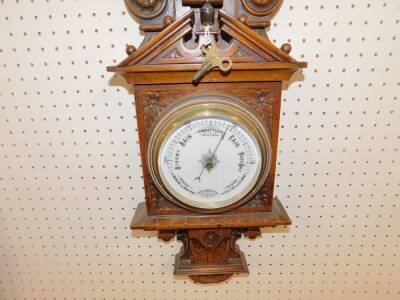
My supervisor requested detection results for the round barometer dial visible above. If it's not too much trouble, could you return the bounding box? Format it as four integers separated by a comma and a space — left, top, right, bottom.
147, 95, 272, 213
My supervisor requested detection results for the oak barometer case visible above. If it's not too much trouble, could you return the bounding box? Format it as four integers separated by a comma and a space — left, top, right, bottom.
108, 0, 306, 283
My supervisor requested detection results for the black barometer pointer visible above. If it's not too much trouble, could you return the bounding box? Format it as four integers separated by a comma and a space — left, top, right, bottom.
194, 125, 230, 182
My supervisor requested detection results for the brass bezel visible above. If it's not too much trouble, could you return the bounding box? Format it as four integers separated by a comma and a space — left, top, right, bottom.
147, 94, 272, 214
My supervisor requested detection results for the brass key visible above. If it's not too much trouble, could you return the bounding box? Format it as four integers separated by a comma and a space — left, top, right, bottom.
192, 41, 233, 83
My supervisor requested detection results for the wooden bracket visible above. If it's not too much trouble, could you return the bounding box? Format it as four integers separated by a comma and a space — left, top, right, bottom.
131, 198, 291, 283
174, 228, 248, 283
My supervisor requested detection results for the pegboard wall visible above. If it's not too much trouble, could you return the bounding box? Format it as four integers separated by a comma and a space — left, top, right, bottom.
0, 1, 399, 299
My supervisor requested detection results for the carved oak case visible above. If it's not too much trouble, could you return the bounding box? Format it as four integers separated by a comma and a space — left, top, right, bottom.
108, 0, 306, 283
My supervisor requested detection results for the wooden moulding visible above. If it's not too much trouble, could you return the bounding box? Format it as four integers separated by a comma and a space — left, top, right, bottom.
122, 68, 299, 84
108, 64, 304, 84
106, 62, 307, 73
131, 197, 291, 230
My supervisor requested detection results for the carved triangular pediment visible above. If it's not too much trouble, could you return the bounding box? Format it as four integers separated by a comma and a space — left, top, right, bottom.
148, 35, 269, 65
108, 8, 306, 74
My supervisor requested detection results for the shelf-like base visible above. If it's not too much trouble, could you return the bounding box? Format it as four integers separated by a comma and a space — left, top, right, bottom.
131, 197, 291, 230
130, 198, 291, 284
175, 250, 249, 284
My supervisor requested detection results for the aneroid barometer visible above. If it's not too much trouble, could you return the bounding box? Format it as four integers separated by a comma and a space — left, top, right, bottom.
108, 0, 306, 283
149, 95, 271, 212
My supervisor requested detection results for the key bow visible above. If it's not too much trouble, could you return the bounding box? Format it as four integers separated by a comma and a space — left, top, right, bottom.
192, 41, 233, 83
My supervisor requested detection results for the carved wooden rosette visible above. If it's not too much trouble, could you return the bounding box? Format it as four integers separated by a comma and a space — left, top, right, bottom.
125, 0, 168, 19
241, 0, 283, 18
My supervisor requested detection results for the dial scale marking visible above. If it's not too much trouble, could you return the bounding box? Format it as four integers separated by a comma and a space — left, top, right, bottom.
158, 117, 262, 208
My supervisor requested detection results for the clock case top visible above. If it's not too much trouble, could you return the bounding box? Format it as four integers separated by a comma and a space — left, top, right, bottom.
107, 7, 306, 83
107, 1, 306, 222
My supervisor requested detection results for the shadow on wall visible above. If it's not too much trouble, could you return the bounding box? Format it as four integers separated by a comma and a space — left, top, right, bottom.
283, 69, 306, 91
108, 73, 134, 95
131, 229, 158, 239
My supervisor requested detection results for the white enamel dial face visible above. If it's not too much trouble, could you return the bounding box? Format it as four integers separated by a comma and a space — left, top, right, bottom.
158, 116, 262, 209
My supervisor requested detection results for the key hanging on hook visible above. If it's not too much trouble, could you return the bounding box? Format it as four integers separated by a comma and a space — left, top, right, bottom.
192, 41, 233, 83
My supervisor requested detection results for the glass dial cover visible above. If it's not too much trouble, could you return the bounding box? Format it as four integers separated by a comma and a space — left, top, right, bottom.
147, 95, 272, 212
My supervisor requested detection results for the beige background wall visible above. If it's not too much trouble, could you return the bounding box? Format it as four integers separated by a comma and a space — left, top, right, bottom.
0, 1, 399, 299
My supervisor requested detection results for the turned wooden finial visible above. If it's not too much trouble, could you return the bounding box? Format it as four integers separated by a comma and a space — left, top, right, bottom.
163, 15, 174, 26
200, 3, 216, 26
126, 44, 137, 55
281, 43, 292, 54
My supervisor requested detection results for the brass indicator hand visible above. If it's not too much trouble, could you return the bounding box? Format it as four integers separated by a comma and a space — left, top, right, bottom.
195, 125, 230, 182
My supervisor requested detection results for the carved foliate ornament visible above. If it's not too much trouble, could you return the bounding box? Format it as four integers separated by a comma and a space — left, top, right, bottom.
125, 0, 167, 19
241, 0, 283, 17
